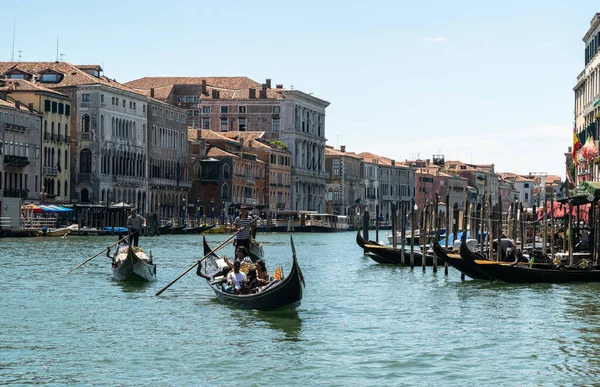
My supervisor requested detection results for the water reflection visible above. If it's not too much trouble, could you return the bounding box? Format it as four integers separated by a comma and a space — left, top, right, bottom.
254, 309, 303, 342
113, 278, 153, 293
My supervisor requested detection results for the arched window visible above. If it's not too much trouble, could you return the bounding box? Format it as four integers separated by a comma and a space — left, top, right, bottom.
57, 123, 61, 137
81, 114, 90, 133
51, 122, 55, 136
57, 180, 61, 197
223, 164, 230, 180
79, 149, 92, 173
44, 120, 48, 134
64, 180, 68, 198
80, 188, 89, 203
327, 188, 333, 201
112, 117, 115, 136
194, 162, 201, 179
221, 183, 229, 201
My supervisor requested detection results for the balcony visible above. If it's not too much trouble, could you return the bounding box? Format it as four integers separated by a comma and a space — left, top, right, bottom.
80, 132, 91, 140
277, 202, 286, 209
4, 123, 26, 132
3, 188, 28, 198
65, 135, 71, 144
78, 173, 91, 182
245, 177, 256, 185
51, 133, 57, 142
44, 166, 58, 176
57, 134, 64, 143
4, 155, 30, 167
44, 132, 50, 140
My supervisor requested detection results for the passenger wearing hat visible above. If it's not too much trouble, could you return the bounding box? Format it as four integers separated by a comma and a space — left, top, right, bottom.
126, 208, 146, 247
232, 205, 256, 250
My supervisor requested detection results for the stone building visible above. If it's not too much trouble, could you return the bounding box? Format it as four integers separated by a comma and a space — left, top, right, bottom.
125, 76, 329, 212
0, 62, 150, 212
0, 79, 72, 203
0, 94, 42, 202
147, 98, 189, 220
573, 12, 600, 181
221, 131, 292, 218
357, 152, 415, 227
324, 145, 363, 221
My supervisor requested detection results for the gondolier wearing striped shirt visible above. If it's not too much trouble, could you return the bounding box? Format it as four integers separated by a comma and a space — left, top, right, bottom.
126, 208, 146, 247
233, 205, 255, 250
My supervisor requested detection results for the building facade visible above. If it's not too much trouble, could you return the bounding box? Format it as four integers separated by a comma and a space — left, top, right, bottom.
1, 79, 72, 203
0, 95, 42, 202
324, 145, 363, 221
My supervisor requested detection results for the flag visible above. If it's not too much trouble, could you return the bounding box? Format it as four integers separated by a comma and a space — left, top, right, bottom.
573, 127, 582, 166
566, 165, 576, 188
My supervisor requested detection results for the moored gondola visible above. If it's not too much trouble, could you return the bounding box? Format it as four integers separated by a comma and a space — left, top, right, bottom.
356, 231, 431, 266
459, 237, 600, 283
200, 235, 304, 311
433, 240, 489, 280
112, 246, 156, 281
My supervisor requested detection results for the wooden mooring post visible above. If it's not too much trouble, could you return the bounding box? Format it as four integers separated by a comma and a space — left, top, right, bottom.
362, 211, 370, 255
410, 199, 415, 270
444, 193, 449, 275
400, 202, 406, 266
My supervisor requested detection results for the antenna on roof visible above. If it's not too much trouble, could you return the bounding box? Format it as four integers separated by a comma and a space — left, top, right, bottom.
60, 53, 66, 61
11, 18, 16, 62
18, 50, 23, 62
56, 37, 59, 62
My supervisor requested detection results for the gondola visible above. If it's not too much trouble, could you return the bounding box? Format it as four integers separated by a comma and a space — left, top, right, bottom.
197, 224, 216, 233
112, 246, 156, 281
356, 231, 431, 266
200, 235, 304, 311
432, 239, 489, 280
248, 238, 264, 261
171, 225, 187, 234
459, 237, 600, 284
159, 223, 172, 234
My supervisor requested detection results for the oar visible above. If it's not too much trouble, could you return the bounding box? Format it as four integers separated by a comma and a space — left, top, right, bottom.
155, 219, 256, 296
67, 235, 129, 274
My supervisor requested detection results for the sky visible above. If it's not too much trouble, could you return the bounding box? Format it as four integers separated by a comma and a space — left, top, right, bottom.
1, 0, 597, 178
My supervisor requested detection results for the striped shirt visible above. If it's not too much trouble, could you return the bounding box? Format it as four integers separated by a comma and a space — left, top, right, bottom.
234, 215, 254, 240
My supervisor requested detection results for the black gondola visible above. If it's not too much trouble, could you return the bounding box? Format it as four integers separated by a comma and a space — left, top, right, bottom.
197, 224, 216, 233
171, 225, 187, 234
200, 235, 305, 311
459, 238, 600, 283
356, 231, 432, 266
159, 223, 172, 234
432, 240, 489, 280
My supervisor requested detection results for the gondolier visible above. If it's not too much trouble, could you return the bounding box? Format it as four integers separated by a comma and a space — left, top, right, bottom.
126, 208, 146, 247
233, 205, 256, 250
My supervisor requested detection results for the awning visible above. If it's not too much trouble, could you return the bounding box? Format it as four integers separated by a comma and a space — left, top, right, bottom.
21, 203, 44, 213
595, 98, 600, 107
560, 181, 600, 205
38, 204, 73, 212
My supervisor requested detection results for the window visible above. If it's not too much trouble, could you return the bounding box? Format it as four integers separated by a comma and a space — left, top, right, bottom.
52, 101, 58, 113
185, 96, 193, 102
101, 94, 104, 103
188, 110, 194, 116
273, 106, 280, 114
58, 103, 64, 115
44, 100, 51, 112
116, 98, 119, 106
221, 106, 228, 114
112, 97, 115, 105
202, 106, 210, 114
238, 118, 246, 131
193, 96, 199, 102
41, 73, 58, 83
524, 183, 529, 188
79, 149, 92, 173
220, 118, 228, 132
272, 118, 280, 132
333, 160, 340, 175
82, 94, 91, 102
122, 99, 126, 108
133, 102, 136, 111
65, 104, 70, 116
129, 101, 133, 109
82, 115, 91, 133
239, 106, 246, 113
525, 193, 529, 200
142, 105, 146, 113
193, 110, 199, 116
202, 118, 210, 129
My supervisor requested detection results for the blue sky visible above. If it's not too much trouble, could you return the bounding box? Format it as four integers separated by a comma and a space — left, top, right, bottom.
1, 0, 596, 177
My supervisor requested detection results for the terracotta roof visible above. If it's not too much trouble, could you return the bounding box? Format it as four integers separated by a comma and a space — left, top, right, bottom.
0, 79, 68, 98
356, 152, 397, 166
125, 76, 261, 90
220, 131, 273, 149
0, 97, 37, 112
75, 64, 103, 71
0, 62, 142, 95
325, 147, 362, 160
207, 146, 237, 158
197, 129, 239, 143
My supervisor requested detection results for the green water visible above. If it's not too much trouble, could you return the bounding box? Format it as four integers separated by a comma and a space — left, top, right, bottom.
1, 232, 599, 386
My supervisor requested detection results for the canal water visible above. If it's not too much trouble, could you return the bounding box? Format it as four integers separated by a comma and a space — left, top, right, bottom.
2, 231, 599, 386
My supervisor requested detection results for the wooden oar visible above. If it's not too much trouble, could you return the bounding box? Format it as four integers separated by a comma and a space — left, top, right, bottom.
155, 219, 256, 296
67, 235, 129, 274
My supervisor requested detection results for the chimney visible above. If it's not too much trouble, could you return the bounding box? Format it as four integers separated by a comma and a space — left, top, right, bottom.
201, 79, 207, 95
426, 159, 430, 166
249, 88, 256, 99
391, 159, 395, 166
340, 145, 346, 153
259, 88, 267, 99
15, 101, 20, 110
276, 84, 283, 89
265, 79, 272, 88
28, 103, 34, 111
150, 88, 155, 98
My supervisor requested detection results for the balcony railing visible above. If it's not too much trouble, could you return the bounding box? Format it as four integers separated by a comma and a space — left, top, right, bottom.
3, 188, 28, 198
51, 133, 57, 142
4, 155, 30, 167
80, 132, 91, 140
44, 132, 50, 140
65, 135, 71, 144
57, 134, 64, 143
277, 202, 286, 209
4, 123, 26, 132
78, 173, 91, 182
245, 177, 256, 185
44, 166, 58, 176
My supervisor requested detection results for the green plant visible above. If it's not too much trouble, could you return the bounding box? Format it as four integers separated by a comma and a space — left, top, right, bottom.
271, 140, 288, 150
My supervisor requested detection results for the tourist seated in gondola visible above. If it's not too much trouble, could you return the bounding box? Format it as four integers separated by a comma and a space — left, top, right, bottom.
241, 267, 260, 294
225, 261, 246, 294
234, 246, 253, 266
255, 259, 269, 284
